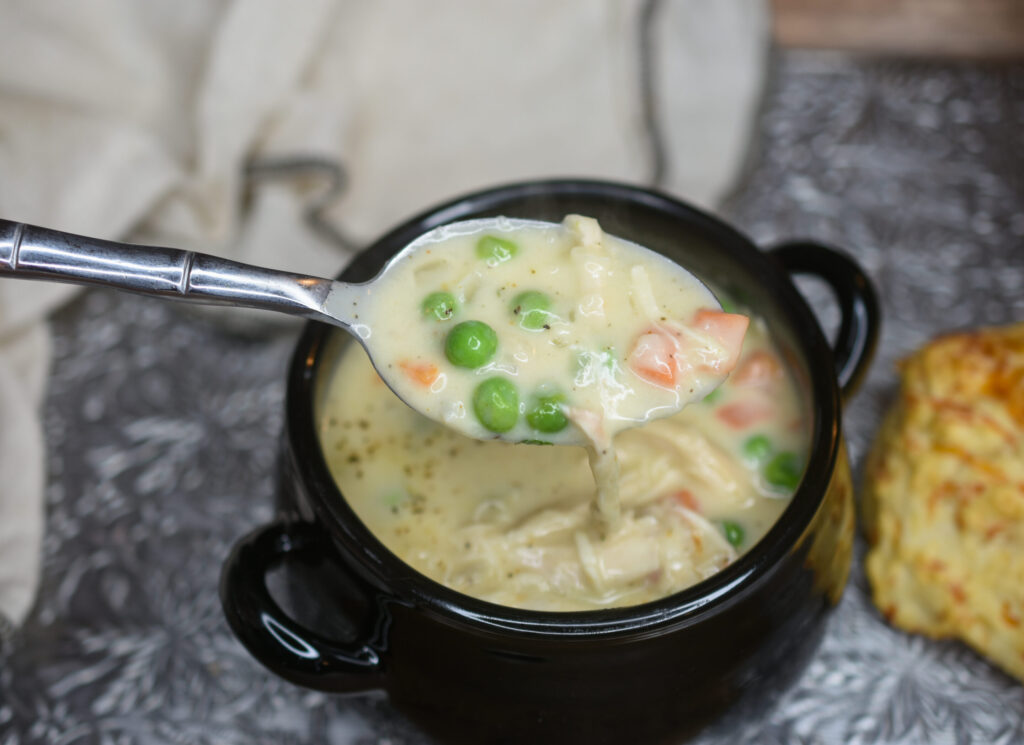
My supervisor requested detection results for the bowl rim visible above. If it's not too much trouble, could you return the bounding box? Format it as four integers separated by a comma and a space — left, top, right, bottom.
284, 178, 842, 639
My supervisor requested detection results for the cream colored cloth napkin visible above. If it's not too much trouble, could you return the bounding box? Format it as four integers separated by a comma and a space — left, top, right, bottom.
0, 0, 768, 629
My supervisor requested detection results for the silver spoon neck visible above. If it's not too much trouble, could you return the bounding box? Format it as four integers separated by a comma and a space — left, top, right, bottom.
0, 218, 345, 325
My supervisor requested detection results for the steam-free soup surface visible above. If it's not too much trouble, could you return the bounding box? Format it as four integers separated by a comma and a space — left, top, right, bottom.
320, 311, 807, 612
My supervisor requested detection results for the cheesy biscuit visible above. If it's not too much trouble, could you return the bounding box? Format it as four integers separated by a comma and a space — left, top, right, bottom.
864, 322, 1024, 682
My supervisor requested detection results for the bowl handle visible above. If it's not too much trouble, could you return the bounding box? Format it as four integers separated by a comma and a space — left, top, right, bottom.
220, 519, 387, 692
768, 241, 880, 400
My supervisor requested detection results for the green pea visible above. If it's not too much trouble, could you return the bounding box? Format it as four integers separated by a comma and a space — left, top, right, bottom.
510, 291, 553, 330
445, 321, 498, 368
526, 392, 568, 433
742, 434, 773, 461
764, 452, 803, 492
476, 235, 518, 265
702, 388, 723, 405
421, 291, 457, 322
722, 521, 745, 547
472, 377, 519, 433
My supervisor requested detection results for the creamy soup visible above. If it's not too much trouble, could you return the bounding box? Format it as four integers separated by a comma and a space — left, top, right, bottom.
355, 215, 748, 522
319, 308, 807, 612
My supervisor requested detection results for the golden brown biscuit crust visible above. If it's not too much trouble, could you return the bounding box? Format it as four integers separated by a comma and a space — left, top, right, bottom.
863, 322, 1024, 682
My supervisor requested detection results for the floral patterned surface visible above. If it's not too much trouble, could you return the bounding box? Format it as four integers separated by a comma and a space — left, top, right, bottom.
1, 53, 1023, 744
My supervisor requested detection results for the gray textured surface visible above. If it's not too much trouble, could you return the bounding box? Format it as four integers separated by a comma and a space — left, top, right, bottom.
2, 52, 1023, 743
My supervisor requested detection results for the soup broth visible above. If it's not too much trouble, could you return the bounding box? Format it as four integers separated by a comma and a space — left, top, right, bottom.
319, 307, 807, 611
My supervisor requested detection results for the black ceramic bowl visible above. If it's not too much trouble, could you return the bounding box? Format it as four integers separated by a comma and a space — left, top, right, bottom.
220, 180, 879, 745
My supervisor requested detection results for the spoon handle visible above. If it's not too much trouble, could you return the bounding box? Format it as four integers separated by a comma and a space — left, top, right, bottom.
0, 219, 341, 323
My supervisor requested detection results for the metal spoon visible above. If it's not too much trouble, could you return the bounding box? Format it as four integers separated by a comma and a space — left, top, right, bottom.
0, 217, 723, 444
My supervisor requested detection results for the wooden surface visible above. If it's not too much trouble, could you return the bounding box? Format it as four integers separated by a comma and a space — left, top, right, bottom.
773, 0, 1024, 58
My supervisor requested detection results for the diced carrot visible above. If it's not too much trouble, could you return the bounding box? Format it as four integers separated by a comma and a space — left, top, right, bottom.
732, 349, 782, 387
672, 489, 701, 512
628, 330, 678, 387
716, 399, 773, 429
693, 309, 749, 373
399, 360, 439, 387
